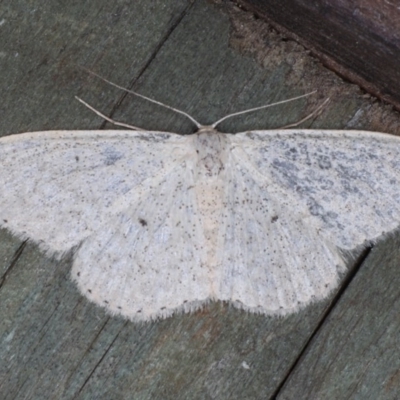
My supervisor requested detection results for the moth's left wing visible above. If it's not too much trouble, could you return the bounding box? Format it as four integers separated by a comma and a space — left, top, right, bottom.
216, 149, 344, 315
232, 130, 400, 250
0, 130, 190, 254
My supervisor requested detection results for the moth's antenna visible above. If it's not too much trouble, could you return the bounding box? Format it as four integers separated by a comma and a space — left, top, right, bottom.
75, 96, 144, 131
211, 91, 317, 129
279, 97, 330, 129
85, 69, 202, 129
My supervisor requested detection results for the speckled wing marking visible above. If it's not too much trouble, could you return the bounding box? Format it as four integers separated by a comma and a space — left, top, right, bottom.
71, 149, 213, 320
221, 129, 400, 314
1, 128, 400, 321
0, 130, 190, 254
232, 130, 400, 249
217, 141, 343, 314
72, 133, 233, 321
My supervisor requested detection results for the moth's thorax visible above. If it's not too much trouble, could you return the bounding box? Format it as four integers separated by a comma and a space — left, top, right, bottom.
193, 129, 230, 178
192, 128, 230, 277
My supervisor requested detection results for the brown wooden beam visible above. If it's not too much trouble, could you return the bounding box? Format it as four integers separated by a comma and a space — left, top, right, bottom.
236, 0, 400, 111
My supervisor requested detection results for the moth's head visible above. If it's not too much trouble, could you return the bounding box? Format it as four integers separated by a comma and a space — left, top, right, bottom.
196, 125, 220, 135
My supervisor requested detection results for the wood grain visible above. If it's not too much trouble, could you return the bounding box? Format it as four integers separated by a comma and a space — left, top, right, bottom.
236, 0, 400, 111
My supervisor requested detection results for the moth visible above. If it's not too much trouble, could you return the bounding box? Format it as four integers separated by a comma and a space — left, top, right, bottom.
1, 79, 399, 321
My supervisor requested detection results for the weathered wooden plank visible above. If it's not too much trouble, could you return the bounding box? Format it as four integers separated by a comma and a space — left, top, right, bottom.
236, 0, 400, 111
0, 0, 400, 398
0, 0, 193, 135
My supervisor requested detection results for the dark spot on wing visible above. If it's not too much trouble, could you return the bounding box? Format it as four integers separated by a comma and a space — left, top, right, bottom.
139, 218, 147, 226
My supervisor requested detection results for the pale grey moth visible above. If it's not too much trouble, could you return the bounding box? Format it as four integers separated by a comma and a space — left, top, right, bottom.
1, 90, 400, 321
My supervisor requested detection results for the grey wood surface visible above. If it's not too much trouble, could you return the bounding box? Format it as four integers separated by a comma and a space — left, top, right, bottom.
0, 1, 399, 399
